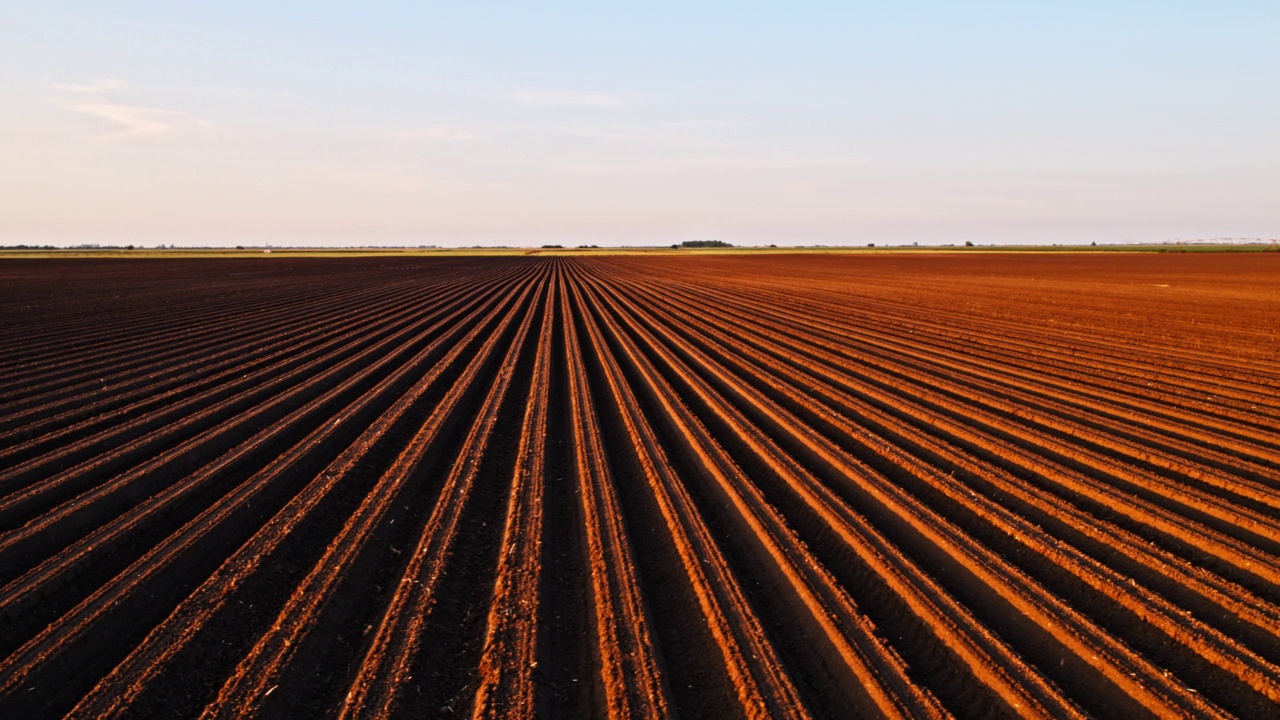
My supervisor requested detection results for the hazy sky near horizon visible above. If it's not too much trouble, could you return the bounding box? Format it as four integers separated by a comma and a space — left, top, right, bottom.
2, 2, 1277, 247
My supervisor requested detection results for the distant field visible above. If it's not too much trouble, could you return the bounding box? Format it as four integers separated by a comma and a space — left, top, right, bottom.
1, 254, 1278, 718
1, 242, 1275, 260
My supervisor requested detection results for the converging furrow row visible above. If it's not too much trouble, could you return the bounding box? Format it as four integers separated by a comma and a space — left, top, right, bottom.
1, 254, 1277, 718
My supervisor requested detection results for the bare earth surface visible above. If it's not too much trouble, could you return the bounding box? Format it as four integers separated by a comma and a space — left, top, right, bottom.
0, 253, 1277, 718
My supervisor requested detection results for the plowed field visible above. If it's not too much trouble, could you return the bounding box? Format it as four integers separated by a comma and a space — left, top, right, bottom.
2, 253, 1278, 718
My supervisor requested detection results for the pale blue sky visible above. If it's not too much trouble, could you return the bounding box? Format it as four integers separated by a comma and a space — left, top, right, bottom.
2, 2, 1277, 246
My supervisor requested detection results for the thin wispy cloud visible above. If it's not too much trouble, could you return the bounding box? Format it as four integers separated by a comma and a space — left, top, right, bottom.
395, 124, 478, 142
61, 103, 187, 140
557, 121, 864, 172
555, 145, 866, 178
658, 118, 745, 130
561, 127, 648, 143
49, 77, 127, 95
514, 89, 625, 109
47, 78, 209, 141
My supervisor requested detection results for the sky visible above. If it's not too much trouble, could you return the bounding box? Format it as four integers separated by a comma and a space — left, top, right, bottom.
1, 2, 1277, 247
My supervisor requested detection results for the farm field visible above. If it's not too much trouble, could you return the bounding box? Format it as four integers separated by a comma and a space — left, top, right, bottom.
1, 253, 1278, 718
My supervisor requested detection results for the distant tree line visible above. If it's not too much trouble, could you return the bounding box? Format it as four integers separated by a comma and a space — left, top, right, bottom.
673, 240, 734, 248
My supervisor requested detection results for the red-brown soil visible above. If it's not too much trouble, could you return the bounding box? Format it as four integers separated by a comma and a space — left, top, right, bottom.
1, 253, 1278, 718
